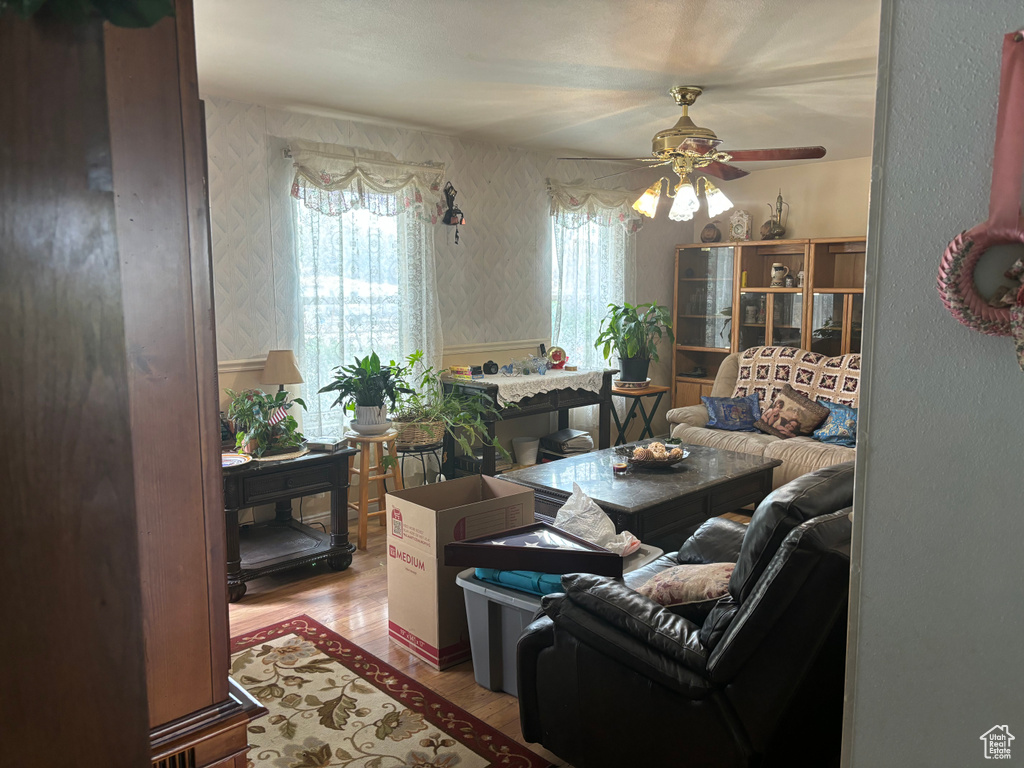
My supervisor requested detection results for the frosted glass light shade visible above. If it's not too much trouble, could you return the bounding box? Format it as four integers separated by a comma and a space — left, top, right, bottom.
668, 181, 700, 222
632, 179, 664, 218
703, 179, 734, 218
261, 349, 304, 386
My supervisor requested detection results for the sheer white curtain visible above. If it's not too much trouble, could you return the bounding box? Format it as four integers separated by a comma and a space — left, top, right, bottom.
549, 181, 641, 432
291, 140, 444, 436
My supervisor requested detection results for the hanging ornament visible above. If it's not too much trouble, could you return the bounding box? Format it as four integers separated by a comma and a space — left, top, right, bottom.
442, 181, 465, 245
937, 30, 1024, 371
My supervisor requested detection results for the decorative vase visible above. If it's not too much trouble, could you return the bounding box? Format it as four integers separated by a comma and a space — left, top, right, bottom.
770, 263, 790, 287
618, 356, 651, 383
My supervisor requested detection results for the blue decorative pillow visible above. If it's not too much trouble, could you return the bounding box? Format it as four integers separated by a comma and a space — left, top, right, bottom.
813, 399, 858, 447
701, 393, 762, 432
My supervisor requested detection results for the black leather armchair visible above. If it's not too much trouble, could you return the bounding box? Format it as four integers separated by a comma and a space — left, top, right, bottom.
517, 462, 855, 768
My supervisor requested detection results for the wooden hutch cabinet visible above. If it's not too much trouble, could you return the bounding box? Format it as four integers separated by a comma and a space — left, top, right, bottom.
672, 237, 865, 408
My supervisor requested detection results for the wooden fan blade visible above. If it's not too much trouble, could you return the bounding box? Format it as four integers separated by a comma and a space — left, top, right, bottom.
700, 161, 750, 181
556, 156, 662, 162
724, 146, 827, 162
592, 161, 670, 181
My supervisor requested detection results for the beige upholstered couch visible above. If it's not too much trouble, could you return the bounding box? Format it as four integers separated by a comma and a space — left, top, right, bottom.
667, 347, 860, 488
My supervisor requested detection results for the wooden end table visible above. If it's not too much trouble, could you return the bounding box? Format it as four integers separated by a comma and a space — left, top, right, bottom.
611, 384, 670, 445
222, 448, 358, 602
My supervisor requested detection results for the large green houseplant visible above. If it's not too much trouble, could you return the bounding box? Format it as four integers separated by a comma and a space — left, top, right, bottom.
391, 351, 511, 461
318, 352, 409, 434
594, 301, 674, 382
225, 388, 306, 458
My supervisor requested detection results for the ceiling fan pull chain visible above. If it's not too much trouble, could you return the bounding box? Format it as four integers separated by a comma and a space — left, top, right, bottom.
937, 29, 1024, 371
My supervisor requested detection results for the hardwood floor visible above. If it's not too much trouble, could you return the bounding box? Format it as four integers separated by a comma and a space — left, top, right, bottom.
228, 521, 566, 767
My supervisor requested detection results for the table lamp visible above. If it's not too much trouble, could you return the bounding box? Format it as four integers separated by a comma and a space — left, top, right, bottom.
261, 349, 303, 393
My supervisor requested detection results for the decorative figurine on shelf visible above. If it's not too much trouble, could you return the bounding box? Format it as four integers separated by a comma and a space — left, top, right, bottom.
770, 262, 790, 287
797, 269, 806, 288
729, 209, 752, 241
760, 190, 789, 240
700, 220, 723, 243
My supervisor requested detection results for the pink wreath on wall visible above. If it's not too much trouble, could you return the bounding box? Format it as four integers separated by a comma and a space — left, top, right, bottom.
937, 30, 1024, 371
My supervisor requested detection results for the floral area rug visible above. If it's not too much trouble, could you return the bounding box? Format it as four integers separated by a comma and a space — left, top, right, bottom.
231, 615, 551, 768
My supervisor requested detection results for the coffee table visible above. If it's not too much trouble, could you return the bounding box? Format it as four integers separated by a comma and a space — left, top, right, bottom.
500, 440, 781, 552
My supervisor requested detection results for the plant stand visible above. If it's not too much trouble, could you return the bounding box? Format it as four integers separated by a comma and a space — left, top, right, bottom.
346, 430, 404, 550
397, 441, 444, 485
610, 384, 670, 445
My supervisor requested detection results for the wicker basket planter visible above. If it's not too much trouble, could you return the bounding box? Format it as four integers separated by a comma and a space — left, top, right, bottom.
392, 419, 446, 448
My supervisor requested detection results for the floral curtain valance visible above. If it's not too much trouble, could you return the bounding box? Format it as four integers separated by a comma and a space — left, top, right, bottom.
547, 179, 644, 232
290, 139, 445, 223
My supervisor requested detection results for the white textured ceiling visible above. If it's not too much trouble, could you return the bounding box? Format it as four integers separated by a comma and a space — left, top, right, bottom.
194, 0, 881, 167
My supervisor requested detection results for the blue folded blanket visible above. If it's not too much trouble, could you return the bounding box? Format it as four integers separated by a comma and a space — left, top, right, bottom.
474, 568, 563, 596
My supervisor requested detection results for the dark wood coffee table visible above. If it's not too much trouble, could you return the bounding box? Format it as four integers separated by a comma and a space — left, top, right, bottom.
500, 440, 781, 552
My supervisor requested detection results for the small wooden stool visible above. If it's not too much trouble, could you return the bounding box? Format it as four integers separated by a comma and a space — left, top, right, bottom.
345, 430, 404, 550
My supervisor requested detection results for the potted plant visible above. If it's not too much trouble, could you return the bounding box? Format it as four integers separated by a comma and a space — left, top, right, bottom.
318, 352, 409, 434
392, 351, 512, 462
594, 301, 674, 382
225, 388, 306, 458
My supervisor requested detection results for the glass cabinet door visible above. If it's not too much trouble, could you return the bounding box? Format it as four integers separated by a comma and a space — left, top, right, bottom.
810, 293, 845, 356
771, 293, 804, 348
677, 247, 734, 349
738, 290, 767, 350
849, 293, 863, 353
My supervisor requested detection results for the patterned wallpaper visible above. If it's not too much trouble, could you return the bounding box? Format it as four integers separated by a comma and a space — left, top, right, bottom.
204, 96, 687, 362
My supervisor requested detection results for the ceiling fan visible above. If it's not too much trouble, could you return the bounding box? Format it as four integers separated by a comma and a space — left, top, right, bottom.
560, 86, 827, 220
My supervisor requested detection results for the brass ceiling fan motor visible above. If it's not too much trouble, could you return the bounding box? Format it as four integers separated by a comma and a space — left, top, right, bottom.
651, 86, 720, 157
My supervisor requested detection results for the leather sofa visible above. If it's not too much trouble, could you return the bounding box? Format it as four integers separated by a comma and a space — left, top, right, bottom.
668, 347, 859, 488
517, 462, 855, 768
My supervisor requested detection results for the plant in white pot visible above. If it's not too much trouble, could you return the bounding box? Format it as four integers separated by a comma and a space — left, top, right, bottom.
318, 352, 409, 435
594, 301, 674, 382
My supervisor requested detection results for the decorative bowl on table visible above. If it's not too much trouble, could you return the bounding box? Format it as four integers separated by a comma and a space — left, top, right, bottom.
627, 450, 690, 469
613, 378, 651, 390
615, 441, 689, 469
221, 452, 252, 468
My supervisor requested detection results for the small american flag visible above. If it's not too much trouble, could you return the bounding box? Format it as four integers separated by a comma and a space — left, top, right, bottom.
268, 406, 287, 427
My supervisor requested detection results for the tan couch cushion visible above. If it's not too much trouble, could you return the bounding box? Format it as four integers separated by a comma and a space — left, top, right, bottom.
665, 404, 709, 429
670, 423, 779, 456
763, 437, 856, 487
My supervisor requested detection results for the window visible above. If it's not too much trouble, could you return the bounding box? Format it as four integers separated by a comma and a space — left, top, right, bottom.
289, 141, 444, 437
548, 182, 641, 431
549, 183, 640, 374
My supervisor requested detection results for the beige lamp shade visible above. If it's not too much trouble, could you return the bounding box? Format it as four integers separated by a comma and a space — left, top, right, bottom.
261, 349, 304, 388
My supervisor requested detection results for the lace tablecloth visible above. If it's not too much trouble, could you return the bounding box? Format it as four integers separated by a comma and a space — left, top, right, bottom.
480, 368, 608, 406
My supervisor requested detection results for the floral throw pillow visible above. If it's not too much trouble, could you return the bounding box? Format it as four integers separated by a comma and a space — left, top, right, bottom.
754, 383, 830, 439
635, 562, 734, 618
701, 392, 762, 432
813, 399, 858, 447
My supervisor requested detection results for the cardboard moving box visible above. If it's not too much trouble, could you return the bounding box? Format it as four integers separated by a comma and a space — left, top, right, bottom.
386, 475, 534, 670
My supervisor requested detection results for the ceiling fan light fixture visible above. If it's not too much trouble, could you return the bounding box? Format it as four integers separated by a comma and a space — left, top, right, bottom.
632, 178, 665, 218
702, 177, 734, 218
668, 179, 700, 222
